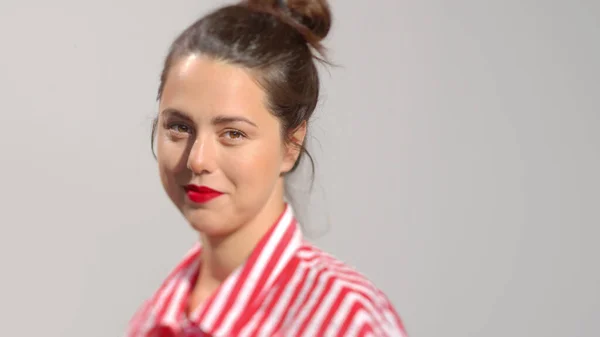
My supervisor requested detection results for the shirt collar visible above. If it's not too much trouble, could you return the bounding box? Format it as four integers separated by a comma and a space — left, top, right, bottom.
144, 203, 302, 337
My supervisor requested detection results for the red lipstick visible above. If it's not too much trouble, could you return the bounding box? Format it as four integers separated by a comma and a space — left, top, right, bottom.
184, 185, 223, 203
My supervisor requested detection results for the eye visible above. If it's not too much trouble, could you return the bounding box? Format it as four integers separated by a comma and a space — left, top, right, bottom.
168, 123, 191, 134
222, 129, 247, 141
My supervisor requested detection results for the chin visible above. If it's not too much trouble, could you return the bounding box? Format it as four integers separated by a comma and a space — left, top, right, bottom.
183, 207, 236, 237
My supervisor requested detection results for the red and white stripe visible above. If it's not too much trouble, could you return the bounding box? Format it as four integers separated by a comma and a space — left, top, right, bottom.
126, 205, 407, 337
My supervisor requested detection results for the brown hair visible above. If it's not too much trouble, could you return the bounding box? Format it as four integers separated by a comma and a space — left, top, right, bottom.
151, 0, 332, 178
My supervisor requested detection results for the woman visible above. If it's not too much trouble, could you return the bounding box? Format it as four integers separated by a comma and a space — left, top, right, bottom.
126, 0, 407, 336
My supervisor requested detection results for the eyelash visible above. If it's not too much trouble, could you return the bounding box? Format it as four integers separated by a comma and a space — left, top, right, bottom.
222, 129, 247, 141
167, 122, 191, 134
166, 122, 247, 142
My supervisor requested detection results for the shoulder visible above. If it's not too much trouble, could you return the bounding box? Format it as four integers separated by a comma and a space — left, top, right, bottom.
284, 242, 407, 336
125, 298, 152, 336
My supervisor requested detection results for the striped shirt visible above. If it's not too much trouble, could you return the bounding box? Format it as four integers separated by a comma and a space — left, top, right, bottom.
126, 205, 407, 337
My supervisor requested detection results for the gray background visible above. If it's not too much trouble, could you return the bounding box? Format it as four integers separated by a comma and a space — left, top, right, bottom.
0, 0, 598, 336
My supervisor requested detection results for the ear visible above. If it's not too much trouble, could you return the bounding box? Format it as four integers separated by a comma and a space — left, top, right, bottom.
281, 121, 307, 174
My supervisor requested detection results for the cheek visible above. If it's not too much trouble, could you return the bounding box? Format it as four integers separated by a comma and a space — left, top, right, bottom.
156, 132, 189, 183
223, 141, 283, 187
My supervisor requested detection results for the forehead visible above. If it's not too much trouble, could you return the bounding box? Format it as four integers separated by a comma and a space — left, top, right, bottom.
160, 54, 267, 119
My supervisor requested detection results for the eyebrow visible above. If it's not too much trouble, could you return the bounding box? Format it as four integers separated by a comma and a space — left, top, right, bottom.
161, 108, 258, 128
212, 115, 258, 128
161, 109, 192, 122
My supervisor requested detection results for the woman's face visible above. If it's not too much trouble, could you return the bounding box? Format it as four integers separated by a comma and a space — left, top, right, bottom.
156, 54, 300, 237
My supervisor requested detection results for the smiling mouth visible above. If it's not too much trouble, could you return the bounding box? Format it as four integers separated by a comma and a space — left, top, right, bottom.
184, 185, 223, 203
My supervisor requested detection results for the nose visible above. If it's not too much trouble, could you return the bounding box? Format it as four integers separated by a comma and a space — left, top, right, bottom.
186, 135, 217, 175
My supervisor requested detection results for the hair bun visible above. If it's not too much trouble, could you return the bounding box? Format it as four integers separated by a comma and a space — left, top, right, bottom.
244, 0, 332, 49
284, 0, 331, 41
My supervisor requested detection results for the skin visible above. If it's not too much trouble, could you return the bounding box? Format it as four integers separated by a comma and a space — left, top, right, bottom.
156, 54, 306, 311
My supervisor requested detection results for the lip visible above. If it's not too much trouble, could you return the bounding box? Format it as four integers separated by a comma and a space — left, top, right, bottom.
184, 184, 223, 203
